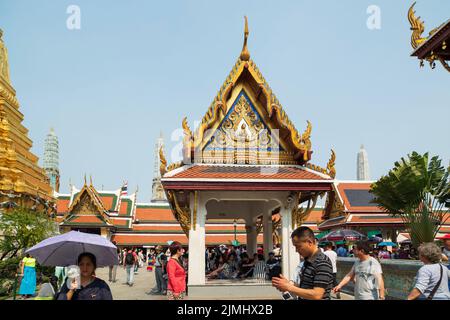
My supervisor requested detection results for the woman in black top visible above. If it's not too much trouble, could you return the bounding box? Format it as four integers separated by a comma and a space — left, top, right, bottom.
57, 252, 113, 300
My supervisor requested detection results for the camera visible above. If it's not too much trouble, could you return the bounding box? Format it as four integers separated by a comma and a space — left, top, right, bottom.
282, 291, 295, 300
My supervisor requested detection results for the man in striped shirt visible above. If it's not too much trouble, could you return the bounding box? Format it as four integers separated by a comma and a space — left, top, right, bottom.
272, 226, 333, 300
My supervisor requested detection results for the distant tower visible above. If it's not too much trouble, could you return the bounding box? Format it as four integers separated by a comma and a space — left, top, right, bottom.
151, 132, 167, 202
43, 128, 60, 192
357, 144, 370, 181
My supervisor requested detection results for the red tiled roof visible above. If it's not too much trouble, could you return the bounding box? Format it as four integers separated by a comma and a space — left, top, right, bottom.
99, 194, 116, 211
111, 234, 264, 246
64, 215, 108, 225
131, 224, 248, 232
166, 165, 329, 180
110, 218, 129, 227
348, 215, 404, 224
119, 201, 129, 215
304, 209, 325, 224
56, 198, 70, 214
135, 207, 175, 221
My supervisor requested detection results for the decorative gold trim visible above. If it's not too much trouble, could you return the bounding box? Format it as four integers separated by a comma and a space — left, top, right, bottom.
65, 182, 111, 225
0, 86, 19, 109
326, 149, 336, 179
408, 2, 427, 50
272, 217, 281, 245
167, 161, 183, 172
305, 163, 328, 176
292, 192, 320, 229
167, 191, 191, 236
256, 215, 263, 234
240, 16, 250, 61
159, 145, 167, 177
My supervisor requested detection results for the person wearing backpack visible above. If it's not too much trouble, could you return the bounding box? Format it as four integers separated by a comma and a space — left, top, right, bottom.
407, 243, 450, 300
123, 247, 137, 287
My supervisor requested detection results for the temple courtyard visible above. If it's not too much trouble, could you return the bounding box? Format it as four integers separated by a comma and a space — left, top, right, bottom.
92, 267, 353, 300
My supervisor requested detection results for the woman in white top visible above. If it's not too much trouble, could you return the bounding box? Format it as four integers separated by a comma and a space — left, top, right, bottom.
407, 243, 450, 300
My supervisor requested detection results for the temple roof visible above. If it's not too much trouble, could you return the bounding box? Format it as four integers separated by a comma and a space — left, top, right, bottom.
175, 17, 336, 174
164, 164, 331, 181
408, 3, 450, 72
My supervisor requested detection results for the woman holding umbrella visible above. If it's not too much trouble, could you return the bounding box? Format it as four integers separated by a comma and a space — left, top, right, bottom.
56, 252, 112, 300
26, 231, 118, 300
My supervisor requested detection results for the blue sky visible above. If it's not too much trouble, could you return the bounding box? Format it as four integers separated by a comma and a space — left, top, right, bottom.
1, 0, 449, 201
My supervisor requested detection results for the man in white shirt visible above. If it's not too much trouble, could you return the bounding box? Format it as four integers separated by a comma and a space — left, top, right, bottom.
333, 241, 385, 300
323, 242, 339, 299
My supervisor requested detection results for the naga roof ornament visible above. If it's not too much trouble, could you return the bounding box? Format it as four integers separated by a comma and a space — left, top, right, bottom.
408, 2, 450, 72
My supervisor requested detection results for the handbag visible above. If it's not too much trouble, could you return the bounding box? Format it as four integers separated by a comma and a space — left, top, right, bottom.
426, 264, 443, 300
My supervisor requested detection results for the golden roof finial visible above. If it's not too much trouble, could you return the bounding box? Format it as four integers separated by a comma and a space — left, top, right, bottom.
84, 174, 87, 185
408, 2, 427, 49
240, 16, 250, 61
89, 175, 93, 186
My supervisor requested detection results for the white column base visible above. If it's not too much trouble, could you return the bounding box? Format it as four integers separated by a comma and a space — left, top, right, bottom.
188, 228, 205, 286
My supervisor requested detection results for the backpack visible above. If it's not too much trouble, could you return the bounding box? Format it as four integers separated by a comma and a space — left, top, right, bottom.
125, 252, 134, 265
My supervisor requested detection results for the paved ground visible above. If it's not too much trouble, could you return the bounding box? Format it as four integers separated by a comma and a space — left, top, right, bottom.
96, 266, 166, 300
13, 266, 354, 300
95, 267, 353, 300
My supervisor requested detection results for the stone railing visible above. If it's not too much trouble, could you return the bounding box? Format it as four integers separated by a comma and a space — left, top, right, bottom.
336, 257, 448, 300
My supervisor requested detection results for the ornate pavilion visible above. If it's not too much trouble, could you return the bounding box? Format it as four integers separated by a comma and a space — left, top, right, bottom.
159, 18, 337, 294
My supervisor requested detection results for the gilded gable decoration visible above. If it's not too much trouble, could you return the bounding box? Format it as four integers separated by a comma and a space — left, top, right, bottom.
64, 180, 111, 225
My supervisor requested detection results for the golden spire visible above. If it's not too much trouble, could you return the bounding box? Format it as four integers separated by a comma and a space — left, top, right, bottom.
240, 16, 250, 61
0, 28, 11, 82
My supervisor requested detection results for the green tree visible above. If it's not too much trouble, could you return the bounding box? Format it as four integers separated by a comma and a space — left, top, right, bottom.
0, 206, 58, 260
370, 152, 450, 248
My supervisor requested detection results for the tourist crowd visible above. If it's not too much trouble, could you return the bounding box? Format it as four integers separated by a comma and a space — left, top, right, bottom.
14, 232, 450, 301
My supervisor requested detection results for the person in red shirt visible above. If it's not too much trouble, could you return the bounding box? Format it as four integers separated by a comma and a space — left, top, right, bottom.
166, 241, 186, 300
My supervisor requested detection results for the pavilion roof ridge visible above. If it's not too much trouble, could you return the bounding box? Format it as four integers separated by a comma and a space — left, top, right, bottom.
181, 18, 313, 164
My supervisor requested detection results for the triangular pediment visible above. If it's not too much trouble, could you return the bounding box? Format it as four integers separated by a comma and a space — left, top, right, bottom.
203, 90, 285, 153
181, 57, 313, 165
63, 184, 111, 226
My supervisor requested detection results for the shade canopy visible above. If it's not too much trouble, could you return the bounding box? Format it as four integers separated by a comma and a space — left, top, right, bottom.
319, 229, 367, 242
26, 231, 118, 267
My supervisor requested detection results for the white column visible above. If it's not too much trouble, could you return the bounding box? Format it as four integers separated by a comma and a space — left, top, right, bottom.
263, 211, 273, 260
246, 225, 257, 257
188, 193, 206, 285
280, 205, 299, 281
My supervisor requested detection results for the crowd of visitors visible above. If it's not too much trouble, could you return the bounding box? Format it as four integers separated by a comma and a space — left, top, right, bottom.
204, 244, 281, 281
270, 227, 450, 300
12, 231, 450, 301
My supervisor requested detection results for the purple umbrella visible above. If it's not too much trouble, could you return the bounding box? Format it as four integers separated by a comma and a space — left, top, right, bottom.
26, 231, 118, 267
